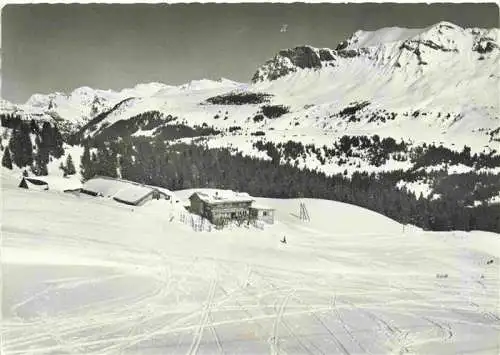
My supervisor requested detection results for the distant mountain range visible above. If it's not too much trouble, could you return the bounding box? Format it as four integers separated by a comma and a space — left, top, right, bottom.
1, 21, 499, 233
1, 22, 499, 225
2, 21, 498, 156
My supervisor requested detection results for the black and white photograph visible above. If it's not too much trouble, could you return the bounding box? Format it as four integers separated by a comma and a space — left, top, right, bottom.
1, 1, 499, 354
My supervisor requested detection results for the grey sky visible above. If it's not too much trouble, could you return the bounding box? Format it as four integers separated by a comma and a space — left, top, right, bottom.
2, 3, 499, 103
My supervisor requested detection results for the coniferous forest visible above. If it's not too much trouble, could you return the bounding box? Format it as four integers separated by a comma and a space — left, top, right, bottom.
2, 112, 499, 233
78, 137, 500, 233
1, 114, 65, 175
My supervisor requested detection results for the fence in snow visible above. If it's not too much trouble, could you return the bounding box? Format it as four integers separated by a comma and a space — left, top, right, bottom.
179, 212, 268, 231
179, 212, 212, 232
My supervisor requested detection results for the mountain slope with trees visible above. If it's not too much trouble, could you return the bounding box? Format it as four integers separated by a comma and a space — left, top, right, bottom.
1, 21, 499, 232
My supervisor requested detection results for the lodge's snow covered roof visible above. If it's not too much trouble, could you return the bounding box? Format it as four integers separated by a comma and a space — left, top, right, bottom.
250, 203, 275, 210
82, 177, 133, 197
82, 176, 175, 204
20, 175, 82, 192
113, 184, 155, 204
191, 190, 254, 204
23, 177, 48, 186
19, 177, 49, 190
41, 176, 82, 191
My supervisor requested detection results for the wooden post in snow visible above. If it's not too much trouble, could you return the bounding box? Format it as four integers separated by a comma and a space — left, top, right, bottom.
299, 201, 310, 222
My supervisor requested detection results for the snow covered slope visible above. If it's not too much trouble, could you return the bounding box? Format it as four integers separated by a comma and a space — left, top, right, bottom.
250, 22, 499, 150
2, 21, 499, 173
67, 22, 498, 156
2, 170, 499, 354
23, 83, 181, 126
1, 83, 176, 136
254, 21, 499, 81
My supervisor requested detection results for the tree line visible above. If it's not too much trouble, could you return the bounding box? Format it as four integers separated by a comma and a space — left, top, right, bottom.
79, 138, 500, 233
2, 112, 499, 233
1, 114, 65, 175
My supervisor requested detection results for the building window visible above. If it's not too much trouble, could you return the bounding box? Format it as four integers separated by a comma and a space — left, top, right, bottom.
263, 211, 268, 216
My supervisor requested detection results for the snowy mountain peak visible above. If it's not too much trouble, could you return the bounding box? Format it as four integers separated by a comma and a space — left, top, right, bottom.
344, 22, 467, 50
121, 82, 171, 97
2, 20, 499, 161
26, 91, 67, 108
0, 98, 16, 112
344, 27, 424, 50
71, 86, 99, 96
179, 78, 240, 91
252, 21, 499, 83
251, 45, 336, 83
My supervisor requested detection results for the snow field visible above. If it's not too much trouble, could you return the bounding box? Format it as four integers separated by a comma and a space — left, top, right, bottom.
2, 172, 500, 354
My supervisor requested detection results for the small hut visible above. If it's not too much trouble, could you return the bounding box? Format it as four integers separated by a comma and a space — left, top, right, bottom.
250, 204, 275, 224
19, 177, 49, 191
80, 176, 175, 206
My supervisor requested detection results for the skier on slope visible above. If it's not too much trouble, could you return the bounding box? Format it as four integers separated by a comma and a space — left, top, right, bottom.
280, 236, 287, 244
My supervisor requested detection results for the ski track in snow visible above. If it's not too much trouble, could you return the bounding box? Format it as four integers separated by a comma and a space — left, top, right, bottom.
2, 175, 500, 355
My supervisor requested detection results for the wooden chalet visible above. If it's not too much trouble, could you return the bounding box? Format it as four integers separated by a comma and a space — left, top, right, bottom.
189, 190, 276, 226
189, 191, 255, 226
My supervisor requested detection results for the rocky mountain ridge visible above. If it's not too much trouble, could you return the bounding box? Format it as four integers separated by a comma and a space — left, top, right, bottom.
252, 21, 498, 82
1, 21, 498, 170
